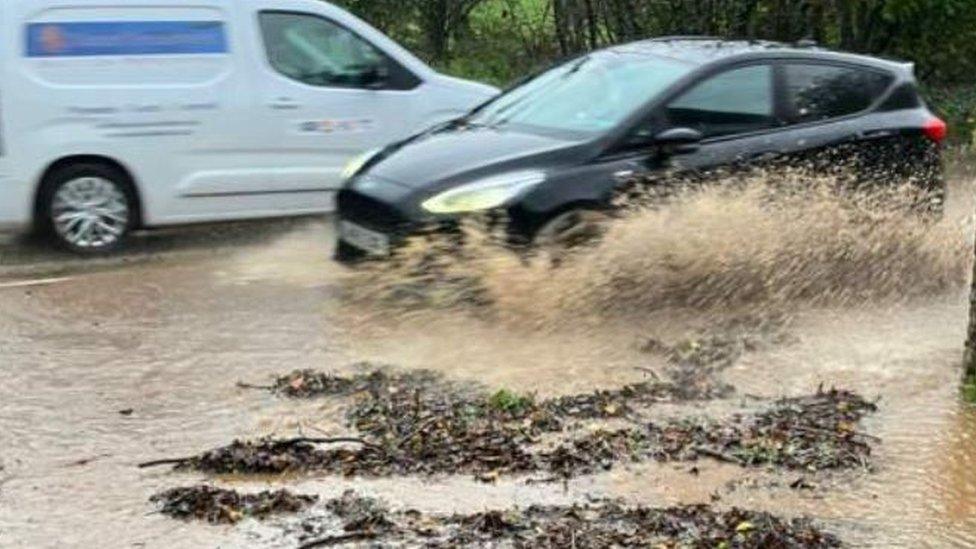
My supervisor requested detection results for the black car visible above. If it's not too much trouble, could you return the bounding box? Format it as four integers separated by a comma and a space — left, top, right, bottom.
335, 38, 947, 261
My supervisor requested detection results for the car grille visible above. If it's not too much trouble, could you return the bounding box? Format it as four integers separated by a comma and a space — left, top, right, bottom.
336, 188, 411, 234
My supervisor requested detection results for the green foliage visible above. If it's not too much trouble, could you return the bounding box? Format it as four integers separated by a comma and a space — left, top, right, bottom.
926, 86, 976, 145
338, 0, 976, 81
434, 0, 557, 86
488, 389, 535, 414
333, 0, 976, 140
880, 0, 976, 84
963, 374, 976, 404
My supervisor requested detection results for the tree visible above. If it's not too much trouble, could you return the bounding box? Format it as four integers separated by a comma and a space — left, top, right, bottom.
415, 0, 487, 63
965, 243, 976, 390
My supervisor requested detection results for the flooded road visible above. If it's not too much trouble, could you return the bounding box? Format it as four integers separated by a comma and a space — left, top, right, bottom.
1, 187, 976, 547
0, 219, 352, 548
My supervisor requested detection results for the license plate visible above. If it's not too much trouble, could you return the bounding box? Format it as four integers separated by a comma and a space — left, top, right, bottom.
339, 220, 390, 256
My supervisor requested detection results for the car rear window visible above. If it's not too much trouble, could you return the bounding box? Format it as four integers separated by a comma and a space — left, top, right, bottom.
783, 64, 893, 123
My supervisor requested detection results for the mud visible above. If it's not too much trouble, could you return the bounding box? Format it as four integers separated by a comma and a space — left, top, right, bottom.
291, 490, 841, 548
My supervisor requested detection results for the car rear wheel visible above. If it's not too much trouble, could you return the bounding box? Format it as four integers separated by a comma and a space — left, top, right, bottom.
41, 164, 135, 254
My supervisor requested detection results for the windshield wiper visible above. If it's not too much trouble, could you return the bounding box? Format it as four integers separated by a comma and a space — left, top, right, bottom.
440, 115, 489, 131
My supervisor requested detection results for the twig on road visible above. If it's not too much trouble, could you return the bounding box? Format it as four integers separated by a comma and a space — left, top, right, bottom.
298, 532, 377, 548
137, 437, 383, 469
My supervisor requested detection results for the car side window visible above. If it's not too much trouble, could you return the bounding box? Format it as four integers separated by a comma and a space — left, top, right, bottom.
784, 64, 893, 123
259, 11, 390, 89
665, 65, 776, 139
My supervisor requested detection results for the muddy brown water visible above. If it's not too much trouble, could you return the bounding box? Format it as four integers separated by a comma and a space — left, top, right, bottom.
1, 180, 976, 547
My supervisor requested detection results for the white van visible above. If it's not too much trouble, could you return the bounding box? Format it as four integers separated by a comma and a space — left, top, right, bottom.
0, 1, 498, 252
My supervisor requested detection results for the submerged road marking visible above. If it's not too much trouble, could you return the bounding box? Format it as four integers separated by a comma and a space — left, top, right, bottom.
0, 276, 75, 289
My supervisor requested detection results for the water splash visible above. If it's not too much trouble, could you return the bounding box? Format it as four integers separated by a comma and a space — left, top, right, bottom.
338, 171, 971, 331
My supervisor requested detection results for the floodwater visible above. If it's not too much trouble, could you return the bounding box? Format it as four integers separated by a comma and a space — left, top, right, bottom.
1, 176, 976, 547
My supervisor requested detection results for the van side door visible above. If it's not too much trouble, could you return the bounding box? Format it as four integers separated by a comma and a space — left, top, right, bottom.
246, 1, 426, 194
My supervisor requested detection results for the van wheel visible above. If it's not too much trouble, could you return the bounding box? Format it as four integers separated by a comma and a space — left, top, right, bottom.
40, 164, 135, 254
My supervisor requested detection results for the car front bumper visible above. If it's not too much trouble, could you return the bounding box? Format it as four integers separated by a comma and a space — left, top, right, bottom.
333, 183, 536, 264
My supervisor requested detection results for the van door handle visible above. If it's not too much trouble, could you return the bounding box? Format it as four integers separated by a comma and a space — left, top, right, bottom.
268, 98, 301, 110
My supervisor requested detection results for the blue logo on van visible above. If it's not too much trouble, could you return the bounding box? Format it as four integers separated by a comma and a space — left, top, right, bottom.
26, 21, 228, 57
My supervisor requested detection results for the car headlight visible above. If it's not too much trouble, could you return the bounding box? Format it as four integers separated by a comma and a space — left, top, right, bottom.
342, 149, 380, 181
421, 171, 546, 214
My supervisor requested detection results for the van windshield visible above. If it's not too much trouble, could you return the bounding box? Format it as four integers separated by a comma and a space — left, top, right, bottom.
468, 52, 694, 137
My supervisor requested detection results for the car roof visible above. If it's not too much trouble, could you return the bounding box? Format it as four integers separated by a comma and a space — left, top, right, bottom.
604, 37, 914, 75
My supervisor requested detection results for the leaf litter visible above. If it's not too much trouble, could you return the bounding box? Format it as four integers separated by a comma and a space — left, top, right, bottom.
143, 362, 878, 479
144, 319, 875, 481
150, 485, 317, 524
145, 322, 865, 546
535, 387, 877, 478
289, 490, 842, 548
237, 366, 459, 400
148, 487, 841, 547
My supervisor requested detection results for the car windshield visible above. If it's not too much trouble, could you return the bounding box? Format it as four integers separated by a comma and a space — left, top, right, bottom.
467, 52, 695, 136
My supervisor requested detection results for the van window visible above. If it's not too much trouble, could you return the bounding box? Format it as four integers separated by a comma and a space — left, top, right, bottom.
259, 12, 388, 89
666, 65, 776, 138
784, 64, 893, 123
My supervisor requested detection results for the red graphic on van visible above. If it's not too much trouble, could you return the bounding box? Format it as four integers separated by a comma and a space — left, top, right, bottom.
39, 25, 67, 54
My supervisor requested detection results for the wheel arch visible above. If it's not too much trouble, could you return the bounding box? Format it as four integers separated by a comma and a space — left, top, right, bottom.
541, 199, 610, 219
512, 198, 611, 244
33, 154, 144, 229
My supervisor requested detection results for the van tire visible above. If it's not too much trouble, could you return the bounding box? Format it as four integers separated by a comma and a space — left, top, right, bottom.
38, 163, 136, 254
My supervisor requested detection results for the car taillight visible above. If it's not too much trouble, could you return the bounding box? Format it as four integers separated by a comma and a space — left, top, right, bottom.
923, 117, 948, 143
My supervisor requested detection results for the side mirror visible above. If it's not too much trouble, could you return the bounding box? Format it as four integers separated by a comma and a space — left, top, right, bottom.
654, 127, 704, 155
